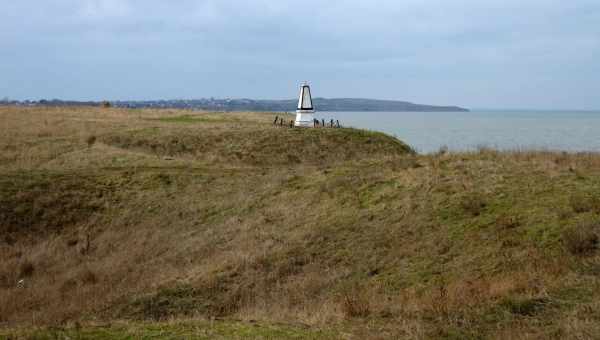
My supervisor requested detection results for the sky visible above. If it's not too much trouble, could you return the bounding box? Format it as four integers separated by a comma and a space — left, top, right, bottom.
1, 0, 599, 109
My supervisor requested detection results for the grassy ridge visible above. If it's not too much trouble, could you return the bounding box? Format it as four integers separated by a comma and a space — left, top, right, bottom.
1, 106, 600, 339
100, 123, 412, 166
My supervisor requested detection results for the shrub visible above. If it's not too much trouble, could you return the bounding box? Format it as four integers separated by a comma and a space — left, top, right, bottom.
86, 135, 97, 148
569, 194, 594, 214
19, 260, 34, 278
562, 224, 599, 256
129, 285, 200, 321
499, 297, 548, 316
78, 268, 98, 285
556, 207, 574, 221
340, 288, 371, 318
0, 273, 10, 288
461, 193, 487, 216
4, 234, 15, 246
496, 214, 520, 229
60, 278, 78, 299
124, 280, 249, 321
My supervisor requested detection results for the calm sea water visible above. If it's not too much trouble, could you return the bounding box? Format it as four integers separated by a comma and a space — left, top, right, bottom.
314, 110, 600, 154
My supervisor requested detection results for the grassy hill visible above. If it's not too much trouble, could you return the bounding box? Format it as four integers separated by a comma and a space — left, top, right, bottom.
1, 106, 600, 339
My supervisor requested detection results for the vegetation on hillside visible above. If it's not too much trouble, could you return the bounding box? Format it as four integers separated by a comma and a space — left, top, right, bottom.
1, 106, 600, 339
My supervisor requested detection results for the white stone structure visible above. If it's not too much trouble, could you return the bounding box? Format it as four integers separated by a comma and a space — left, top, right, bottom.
294, 82, 315, 127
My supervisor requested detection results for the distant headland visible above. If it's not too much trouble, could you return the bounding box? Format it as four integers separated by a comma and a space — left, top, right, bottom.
0, 97, 469, 112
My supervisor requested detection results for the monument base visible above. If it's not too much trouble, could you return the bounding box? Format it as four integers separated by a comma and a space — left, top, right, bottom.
294, 111, 315, 127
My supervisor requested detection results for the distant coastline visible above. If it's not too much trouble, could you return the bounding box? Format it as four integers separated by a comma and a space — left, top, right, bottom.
0, 98, 469, 112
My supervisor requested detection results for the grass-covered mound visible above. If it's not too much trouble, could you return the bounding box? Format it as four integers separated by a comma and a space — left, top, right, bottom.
101, 117, 412, 166
2, 106, 600, 339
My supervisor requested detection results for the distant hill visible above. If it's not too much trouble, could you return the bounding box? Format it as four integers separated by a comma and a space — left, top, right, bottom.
314, 98, 469, 112
113, 98, 469, 112
206, 98, 469, 112
1, 98, 469, 112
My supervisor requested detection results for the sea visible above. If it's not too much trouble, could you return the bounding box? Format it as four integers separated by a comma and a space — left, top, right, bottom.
314, 110, 600, 154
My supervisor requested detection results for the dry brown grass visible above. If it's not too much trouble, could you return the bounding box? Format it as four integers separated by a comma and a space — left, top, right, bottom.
562, 223, 600, 255
2, 106, 600, 338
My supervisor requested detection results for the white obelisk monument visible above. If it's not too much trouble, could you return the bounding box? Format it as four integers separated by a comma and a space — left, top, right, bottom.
294, 82, 315, 127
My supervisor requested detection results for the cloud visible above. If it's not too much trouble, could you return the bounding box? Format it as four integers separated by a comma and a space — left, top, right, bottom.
1, 0, 599, 108
78, 0, 132, 19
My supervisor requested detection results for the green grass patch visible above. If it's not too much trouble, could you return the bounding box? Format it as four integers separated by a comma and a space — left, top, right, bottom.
498, 297, 551, 316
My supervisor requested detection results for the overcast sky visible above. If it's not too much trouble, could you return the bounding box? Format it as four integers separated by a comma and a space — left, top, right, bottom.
1, 0, 599, 109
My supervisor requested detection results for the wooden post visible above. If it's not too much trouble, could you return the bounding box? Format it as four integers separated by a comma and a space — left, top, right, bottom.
273, 116, 279, 125
290, 120, 294, 128
330, 119, 334, 128
336, 120, 340, 128
280, 119, 283, 126
322, 119, 325, 127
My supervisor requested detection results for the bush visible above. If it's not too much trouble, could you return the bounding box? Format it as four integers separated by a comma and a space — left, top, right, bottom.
569, 194, 594, 214
78, 268, 98, 285
496, 214, 520, 229
556, 207, 574, 221
19, 260, 34, 278
461, 193, 487, 217
562, 224, 599, 256
85, 135, 97, 148
0, 273, 10, 288
499, 297, 548, 316
340, 288, 370, 318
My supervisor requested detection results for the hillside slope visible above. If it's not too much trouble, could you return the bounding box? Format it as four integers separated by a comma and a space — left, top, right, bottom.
1, 107, 600, 339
